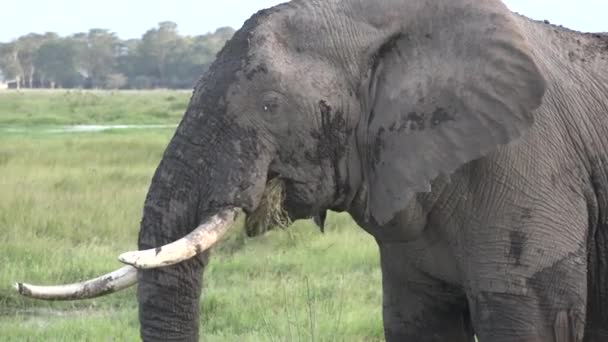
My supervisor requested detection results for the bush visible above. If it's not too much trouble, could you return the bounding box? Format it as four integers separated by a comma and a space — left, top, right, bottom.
104, 73, 128, 89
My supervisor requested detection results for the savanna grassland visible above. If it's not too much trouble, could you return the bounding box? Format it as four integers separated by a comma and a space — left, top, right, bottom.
0, 90, 383, 341
0, 89, 191, 126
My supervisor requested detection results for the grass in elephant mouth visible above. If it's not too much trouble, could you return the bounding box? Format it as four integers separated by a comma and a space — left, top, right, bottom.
245, 177, 292, 237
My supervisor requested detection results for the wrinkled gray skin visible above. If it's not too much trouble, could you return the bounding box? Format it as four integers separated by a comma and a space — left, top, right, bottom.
136, 0, 608, 340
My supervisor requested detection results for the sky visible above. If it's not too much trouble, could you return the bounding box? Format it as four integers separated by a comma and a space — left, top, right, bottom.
1, 0, 606, 42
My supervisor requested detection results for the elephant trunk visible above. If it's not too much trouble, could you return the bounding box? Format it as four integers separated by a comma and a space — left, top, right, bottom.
135, 142, 210, 341
136, 117, 270, 341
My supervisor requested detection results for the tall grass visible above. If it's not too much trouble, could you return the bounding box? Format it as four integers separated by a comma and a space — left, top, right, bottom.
0, 91, 383, 341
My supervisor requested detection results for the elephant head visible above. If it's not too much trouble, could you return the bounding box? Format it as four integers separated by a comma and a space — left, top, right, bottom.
16, 0, 545, 340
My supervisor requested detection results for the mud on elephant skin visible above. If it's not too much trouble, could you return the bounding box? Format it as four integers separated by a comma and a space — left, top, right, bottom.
16, 0, 608, 341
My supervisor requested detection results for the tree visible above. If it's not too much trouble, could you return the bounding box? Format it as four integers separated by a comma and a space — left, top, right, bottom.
0, 23, 236, 89
35, 38, 82, 88
73, 29, 119, 88
16, 33, 51, 87
138, 21, 182, 88
0, 42, 22, 88
115, 38, 140, 87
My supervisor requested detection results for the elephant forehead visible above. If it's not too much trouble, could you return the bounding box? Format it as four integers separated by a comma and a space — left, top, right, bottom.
190, 7, 286, 105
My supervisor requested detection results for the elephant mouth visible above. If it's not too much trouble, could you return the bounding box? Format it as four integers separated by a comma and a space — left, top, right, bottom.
244, 176, 292, 237
245, 166, 325, 237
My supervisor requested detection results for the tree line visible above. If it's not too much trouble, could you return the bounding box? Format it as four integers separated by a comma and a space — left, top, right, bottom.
0, 22, 235, 90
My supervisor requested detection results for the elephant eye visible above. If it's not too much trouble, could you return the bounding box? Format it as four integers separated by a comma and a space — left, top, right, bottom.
262, 97, 279, 113
260, 91, 286, 115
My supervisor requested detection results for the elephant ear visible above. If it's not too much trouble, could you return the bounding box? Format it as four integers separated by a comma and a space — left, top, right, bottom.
360, 0, 546, 225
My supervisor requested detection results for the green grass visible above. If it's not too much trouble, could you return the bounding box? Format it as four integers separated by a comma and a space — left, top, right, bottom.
0, 89, 191, 126
0, 91, 383, 341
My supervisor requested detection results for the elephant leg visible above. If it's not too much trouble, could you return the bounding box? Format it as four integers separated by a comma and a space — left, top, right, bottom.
584, 330, 608, 342
583, 220, 608, 342
463, 222, 588, 342
379, 243, 475, 342
468, 289, 585, 342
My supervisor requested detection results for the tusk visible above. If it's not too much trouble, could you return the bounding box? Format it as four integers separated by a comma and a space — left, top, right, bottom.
118, 208, 237, 269
14, 265, 137, 301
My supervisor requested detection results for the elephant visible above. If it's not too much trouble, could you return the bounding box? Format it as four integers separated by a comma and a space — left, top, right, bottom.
15, 0, 608, 341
